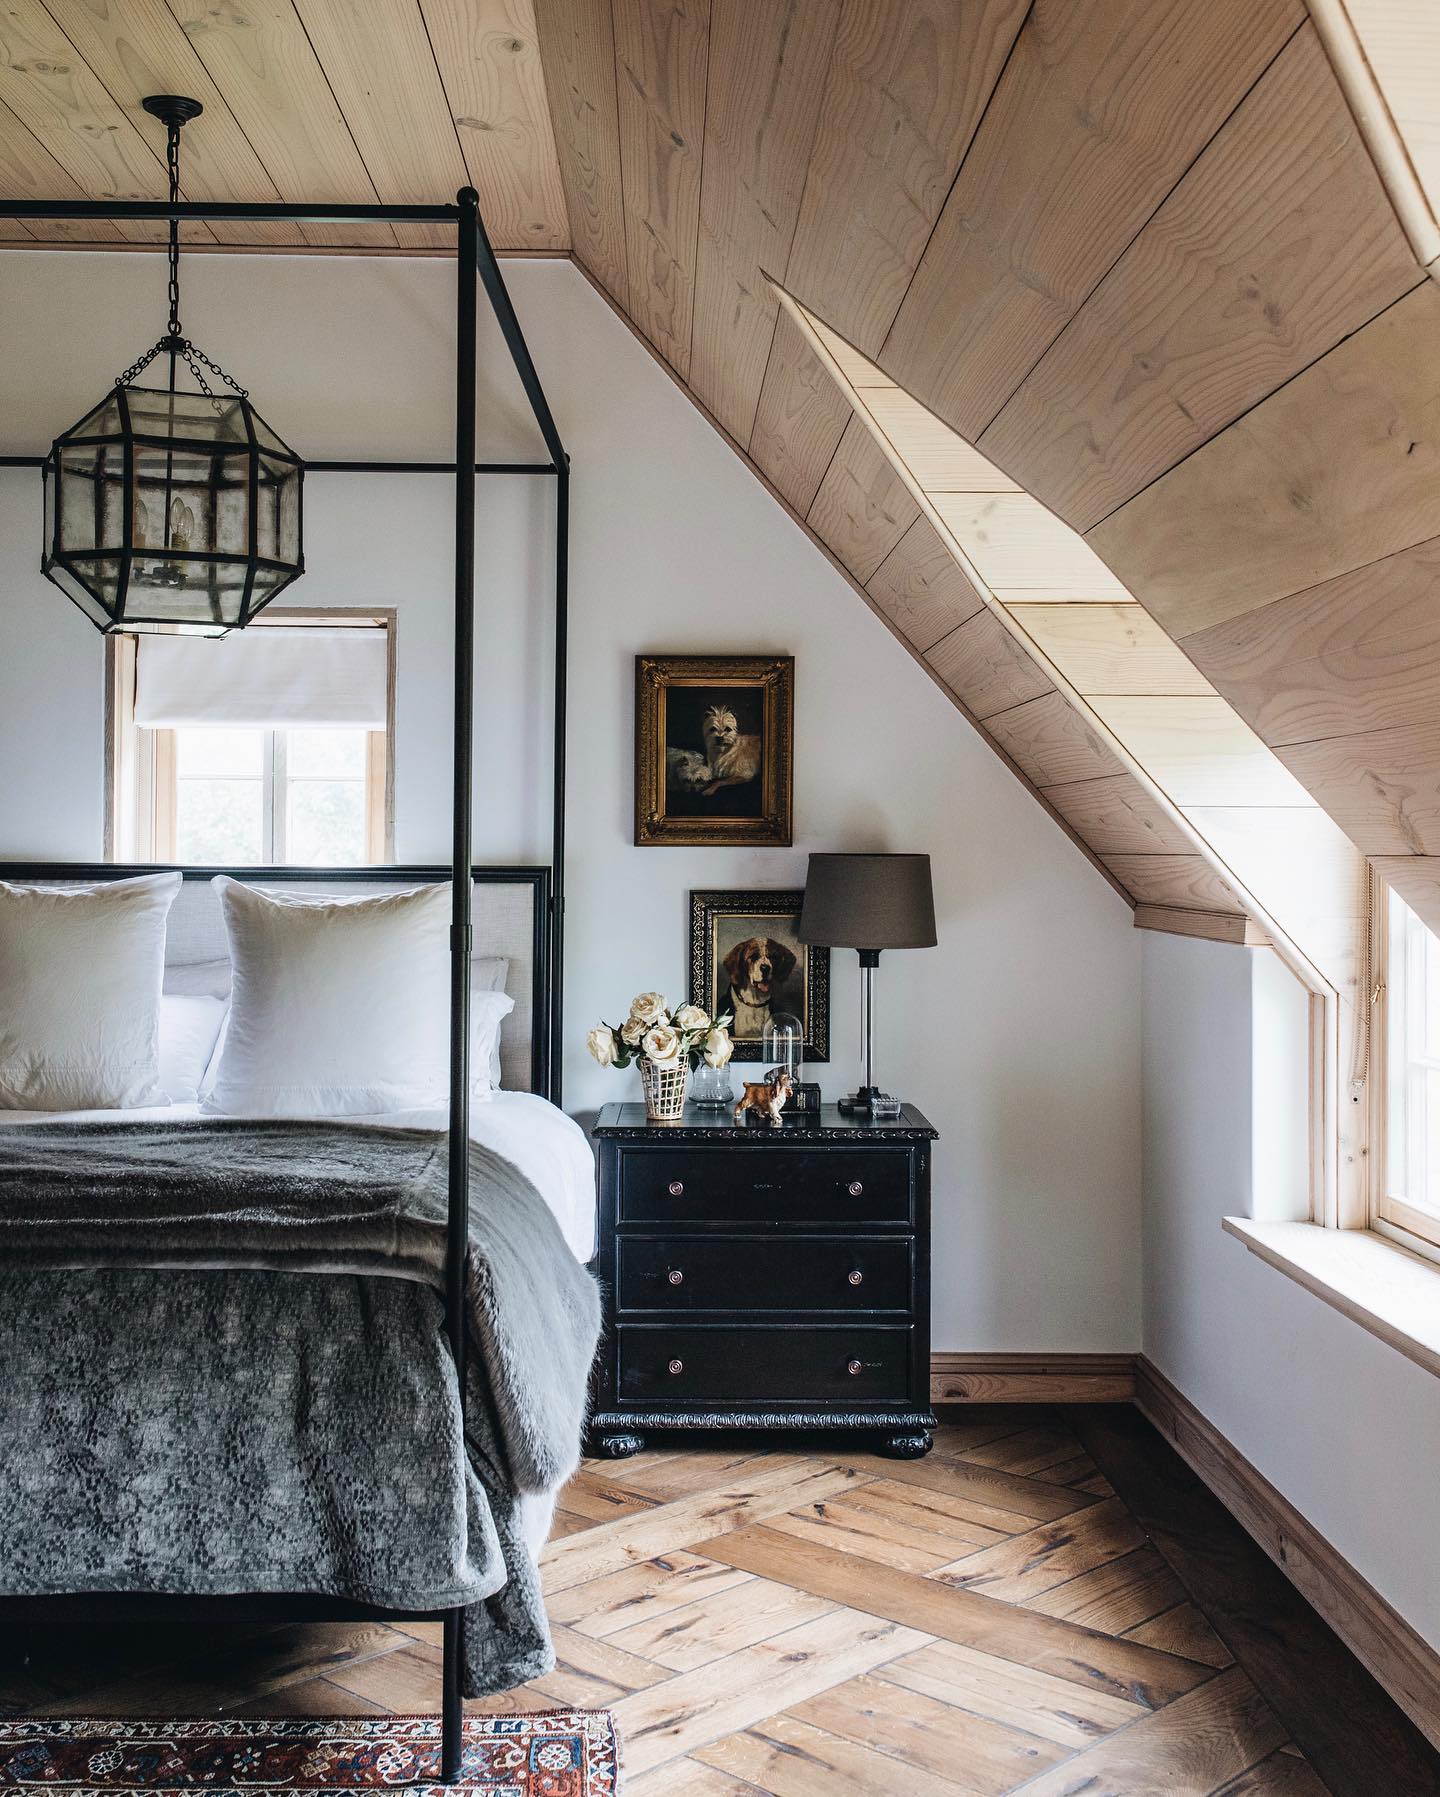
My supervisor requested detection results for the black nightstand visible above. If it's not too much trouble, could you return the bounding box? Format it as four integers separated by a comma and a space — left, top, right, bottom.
588, 1101, 938, 1460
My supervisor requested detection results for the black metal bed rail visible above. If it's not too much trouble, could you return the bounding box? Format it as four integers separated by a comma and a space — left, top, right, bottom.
0, 454, 556, 473
2, 199, 461, 225
0, 184, 570, 1784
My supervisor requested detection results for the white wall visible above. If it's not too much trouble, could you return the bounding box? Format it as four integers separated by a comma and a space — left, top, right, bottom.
1143, 930, 1440, 1650
0, 249, 1143, 1352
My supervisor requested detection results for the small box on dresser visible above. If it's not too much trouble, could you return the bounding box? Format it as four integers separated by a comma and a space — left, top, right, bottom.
588, 1101, 938, 1460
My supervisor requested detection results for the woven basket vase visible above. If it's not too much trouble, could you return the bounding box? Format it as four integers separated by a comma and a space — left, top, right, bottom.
639, 1056, 689, 1123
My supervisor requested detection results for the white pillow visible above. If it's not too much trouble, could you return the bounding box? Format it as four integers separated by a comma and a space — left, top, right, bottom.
164, 957, 232, 1000
471, 988, 515, 1098
474, 956, 509, 995
207, 877, 452, 1117
0, 871, 181, 1110
157, 993, 228, 1104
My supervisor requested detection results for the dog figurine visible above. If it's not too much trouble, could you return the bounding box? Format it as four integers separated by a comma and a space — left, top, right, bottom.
701, 705, 761, 794
734, 1067, 793, 1128
721, 935, 797, 1040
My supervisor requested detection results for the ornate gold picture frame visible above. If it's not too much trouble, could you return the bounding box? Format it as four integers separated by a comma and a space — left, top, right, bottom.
635, 654, 794, 847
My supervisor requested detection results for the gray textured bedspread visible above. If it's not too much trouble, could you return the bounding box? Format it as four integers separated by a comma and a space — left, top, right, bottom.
0, 1119, 602, 1696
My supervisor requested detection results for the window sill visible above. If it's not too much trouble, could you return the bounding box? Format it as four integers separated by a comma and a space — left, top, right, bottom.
1223, 1217, 1440, 1379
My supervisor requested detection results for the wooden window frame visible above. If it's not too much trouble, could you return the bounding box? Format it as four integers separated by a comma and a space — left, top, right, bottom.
1370, 867, 1440, 1266
105, 608, 396, 866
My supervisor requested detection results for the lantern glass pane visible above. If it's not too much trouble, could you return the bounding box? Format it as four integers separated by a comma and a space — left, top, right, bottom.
126, 559, 248, 621
254, 454, 301, 562
60, 556, 122, 620
124, 387, 250, 450
249, 408, 296, 458
58, 444, 125, 555
68, 392, 124, 442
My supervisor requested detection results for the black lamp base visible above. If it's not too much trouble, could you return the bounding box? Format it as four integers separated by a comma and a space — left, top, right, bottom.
836, 1085, 882, 1116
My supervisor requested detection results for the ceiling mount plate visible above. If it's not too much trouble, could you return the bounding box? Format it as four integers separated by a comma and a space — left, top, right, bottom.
141, 94, 203, 130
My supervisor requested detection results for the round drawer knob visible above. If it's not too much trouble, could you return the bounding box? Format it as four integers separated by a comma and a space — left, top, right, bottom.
848, 1270, 863, 1287
847, 1180, 864, 1197
667, 1268, 684, 1286
668, 1358, 684, 1376
668, 1179, 685, 1196
847, 1358, 863, 1376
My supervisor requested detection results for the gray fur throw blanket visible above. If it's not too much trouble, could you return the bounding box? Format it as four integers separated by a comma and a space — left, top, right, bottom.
0, 1118, 602, 1696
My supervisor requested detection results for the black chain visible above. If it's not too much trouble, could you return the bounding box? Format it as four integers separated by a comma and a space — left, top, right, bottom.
165, 116, 182, 337
108, 109, 249, 404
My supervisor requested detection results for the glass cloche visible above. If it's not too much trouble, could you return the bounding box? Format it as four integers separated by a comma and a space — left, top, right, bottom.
762, 1012, 804, 1087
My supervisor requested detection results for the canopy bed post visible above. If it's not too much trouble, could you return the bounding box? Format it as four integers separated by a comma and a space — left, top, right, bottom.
0, 179, 572, 1784
442, 184, 481, 1785
552, 461, 569, 1104
466, 203, 570, 1109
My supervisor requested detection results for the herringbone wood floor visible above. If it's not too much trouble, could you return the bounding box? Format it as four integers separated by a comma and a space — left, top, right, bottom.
0, 1406, 1340, 1793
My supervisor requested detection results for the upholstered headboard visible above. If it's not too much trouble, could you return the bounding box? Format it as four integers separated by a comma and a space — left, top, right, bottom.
0, 863, 553, 1097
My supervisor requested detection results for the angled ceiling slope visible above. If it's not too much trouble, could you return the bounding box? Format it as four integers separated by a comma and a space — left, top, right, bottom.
526, 0, 1440, 956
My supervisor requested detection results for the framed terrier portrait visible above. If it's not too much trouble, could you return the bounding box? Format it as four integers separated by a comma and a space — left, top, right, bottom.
635, 654, 793, 847
689, 888, 829, 1063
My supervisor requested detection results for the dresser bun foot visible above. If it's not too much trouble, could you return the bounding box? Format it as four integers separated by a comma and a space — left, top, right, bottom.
592, 1431, 646, 1459
881, 1430, 933, 1460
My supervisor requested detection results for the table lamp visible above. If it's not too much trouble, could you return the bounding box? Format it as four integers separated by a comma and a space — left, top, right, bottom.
798, 853, 936, 1115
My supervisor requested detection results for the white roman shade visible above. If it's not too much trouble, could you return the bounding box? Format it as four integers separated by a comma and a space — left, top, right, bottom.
134, 628, 387, 730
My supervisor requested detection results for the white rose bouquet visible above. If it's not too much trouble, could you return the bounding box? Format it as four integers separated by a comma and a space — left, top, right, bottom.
586, 993, 733, 1073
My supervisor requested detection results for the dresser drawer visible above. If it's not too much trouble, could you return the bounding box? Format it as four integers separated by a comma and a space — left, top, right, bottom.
618, 1146, 911, 1225
617, 1325, 912, 1404
618, 1235, 912, 1315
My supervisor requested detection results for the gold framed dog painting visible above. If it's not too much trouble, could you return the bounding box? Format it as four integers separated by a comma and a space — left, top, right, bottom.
689, 888, 829, 1063
635, 654, 793, 847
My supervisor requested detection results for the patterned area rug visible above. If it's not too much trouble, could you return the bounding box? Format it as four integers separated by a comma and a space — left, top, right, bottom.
0, 1714, 619, 1793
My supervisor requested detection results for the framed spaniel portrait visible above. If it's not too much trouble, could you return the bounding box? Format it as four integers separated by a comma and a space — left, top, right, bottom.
635, 654, 793, 847
689, 888, 829, 1063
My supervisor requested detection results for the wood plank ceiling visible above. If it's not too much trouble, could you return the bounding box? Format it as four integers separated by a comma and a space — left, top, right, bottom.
0, 0, 568, 251
4, 0, 1440, 976
526, 0, 1440, 979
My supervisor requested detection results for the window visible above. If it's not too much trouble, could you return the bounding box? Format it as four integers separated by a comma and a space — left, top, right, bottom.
1377, 881, 1440, 1255
108, 613, 392, 866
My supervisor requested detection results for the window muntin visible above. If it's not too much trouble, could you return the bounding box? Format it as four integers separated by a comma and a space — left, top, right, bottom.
1380, 883, 1440, 1253
169, 725, 373, 866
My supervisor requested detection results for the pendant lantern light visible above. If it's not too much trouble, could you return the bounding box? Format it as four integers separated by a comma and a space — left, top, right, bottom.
42, 96, 304, 635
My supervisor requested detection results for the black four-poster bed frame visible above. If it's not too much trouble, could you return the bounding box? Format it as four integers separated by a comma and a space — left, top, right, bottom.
0, 185, 568, 1783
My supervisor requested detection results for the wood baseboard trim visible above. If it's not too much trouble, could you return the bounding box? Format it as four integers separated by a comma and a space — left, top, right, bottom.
930, 1352, 1135, 1404
1135, 1356, 1440, 1752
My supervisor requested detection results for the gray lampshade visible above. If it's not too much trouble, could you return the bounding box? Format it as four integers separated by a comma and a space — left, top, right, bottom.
798, 853, 936, 951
